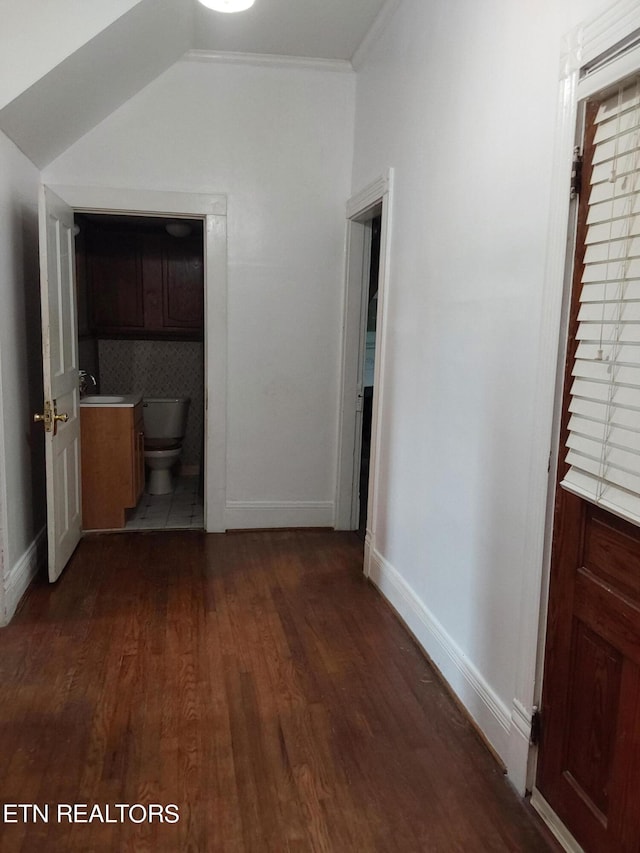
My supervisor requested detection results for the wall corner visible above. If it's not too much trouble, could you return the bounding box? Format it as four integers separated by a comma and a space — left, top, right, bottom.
1, 527, 46, 626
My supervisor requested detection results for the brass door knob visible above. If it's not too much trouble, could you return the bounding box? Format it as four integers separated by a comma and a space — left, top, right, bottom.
33, 402, 69, 434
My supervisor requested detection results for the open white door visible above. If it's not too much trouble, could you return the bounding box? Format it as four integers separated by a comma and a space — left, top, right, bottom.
36, 186, 82, 582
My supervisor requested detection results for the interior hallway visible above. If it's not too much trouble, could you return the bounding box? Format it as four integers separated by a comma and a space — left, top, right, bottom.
0, 530, 555, 852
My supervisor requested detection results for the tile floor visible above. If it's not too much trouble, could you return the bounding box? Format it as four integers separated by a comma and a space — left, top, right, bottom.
125, 475, 204, 531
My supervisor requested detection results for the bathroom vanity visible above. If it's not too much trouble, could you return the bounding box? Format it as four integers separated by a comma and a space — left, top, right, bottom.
80, 395, 145, 530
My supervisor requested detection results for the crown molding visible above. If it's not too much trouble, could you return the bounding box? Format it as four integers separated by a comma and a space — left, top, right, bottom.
182, 49, 353, 74
351, 0, 403, 70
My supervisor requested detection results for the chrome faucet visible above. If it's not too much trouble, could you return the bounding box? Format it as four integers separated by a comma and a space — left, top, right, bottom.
79, 370, 97, 397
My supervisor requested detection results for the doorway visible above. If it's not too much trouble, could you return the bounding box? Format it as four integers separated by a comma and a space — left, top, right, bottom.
40, 184, 228, 544
358, 214, 381, 538
335, 170, 393, 580
529, 17, 640, 848
535, 80, 640, 852
74, 212, 205, 532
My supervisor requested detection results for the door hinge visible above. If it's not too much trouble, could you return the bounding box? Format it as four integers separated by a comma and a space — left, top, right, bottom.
356, 391, 364, 413
570, 146, 583, 200
530, 706, 541, 746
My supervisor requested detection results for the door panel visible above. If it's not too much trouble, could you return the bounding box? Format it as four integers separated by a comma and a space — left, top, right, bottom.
538, 496, 640, 852
537, 92, 640, 852
38, 186, 82, 581
564, 620, 621, 819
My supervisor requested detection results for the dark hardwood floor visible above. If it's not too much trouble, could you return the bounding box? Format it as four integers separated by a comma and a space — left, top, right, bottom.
0, 530, 553, 852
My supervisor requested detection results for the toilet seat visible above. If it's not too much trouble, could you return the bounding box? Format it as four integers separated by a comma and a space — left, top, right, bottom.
144, 448, 181, 460
144, 439, 181, 451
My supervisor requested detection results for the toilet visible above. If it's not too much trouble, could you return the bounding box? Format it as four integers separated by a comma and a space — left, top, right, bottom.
142, 397, 190, 495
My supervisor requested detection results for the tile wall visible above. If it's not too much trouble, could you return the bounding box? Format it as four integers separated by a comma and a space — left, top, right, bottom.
98, 339, 204, 466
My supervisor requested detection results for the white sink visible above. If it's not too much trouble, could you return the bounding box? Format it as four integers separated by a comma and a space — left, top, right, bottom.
80, 394, 142, 407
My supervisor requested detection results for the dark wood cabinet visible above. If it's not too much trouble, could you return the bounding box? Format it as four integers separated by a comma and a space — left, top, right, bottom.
163, 234, 204, 332
82, 218, 203, 339
87, 228, 145, 334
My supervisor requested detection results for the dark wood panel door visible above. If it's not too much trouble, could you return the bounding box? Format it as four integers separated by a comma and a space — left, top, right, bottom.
537, 495, 640, 852
536, 101, 640, 852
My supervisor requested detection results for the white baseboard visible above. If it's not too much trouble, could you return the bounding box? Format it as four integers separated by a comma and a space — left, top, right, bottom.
2, 527, 46, 626
531, 789, 585, 853
224, 500, 334, 530
367, 543, 512, 763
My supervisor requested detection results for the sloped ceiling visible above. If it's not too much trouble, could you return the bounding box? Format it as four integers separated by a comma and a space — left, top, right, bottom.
0, 0, 390, 169
0, 0, 193, 169
0, 0, 144, 111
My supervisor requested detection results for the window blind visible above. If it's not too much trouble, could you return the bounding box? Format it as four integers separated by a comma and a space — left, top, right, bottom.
561, 77, 640, 524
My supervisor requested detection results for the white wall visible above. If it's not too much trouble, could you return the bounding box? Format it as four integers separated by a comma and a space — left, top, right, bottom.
44, 59, 355, 528
0, 0, 143, 110
0, 130, 46, 624
352, 0, 613, 784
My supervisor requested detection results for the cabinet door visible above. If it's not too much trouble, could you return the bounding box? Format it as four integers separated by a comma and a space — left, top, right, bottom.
162, 234, 204, 334
88, 227, 144, 334
141, 232, 164, 331
82, 406, 139, 529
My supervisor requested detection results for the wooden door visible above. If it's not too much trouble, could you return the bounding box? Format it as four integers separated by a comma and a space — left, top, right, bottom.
37, 186, 82, 581
536, 97, 640, 851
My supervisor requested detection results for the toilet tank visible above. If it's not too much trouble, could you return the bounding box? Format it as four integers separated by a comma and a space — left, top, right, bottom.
142, 397, 190, 441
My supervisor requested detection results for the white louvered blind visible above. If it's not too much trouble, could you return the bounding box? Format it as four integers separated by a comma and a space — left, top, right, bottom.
562, 77, 640, 524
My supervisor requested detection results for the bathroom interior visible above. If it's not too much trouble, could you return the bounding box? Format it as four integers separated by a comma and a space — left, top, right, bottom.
75, 212, 205, 532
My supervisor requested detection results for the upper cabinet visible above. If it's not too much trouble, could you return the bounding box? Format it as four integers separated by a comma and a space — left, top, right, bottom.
79, 215, 204, 340
88, 227, 145, 334
163, 235, 205, 332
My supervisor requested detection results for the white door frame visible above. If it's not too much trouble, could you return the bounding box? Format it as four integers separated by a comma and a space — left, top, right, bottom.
335, 207, 375, 531
335, 170, 393, 569
510, 0, 640, 817
47, 185, 228, 533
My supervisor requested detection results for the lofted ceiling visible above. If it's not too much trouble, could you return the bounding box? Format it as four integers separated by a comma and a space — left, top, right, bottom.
0, 0, 392, 169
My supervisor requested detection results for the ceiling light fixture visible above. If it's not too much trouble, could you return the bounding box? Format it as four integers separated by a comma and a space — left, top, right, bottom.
197, 0, 255, 12
165, 222, 192, 238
